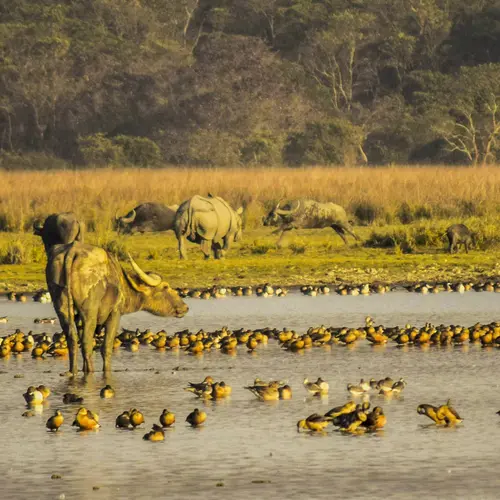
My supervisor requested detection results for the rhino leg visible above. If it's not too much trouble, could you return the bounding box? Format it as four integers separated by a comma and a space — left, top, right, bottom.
177, 233, 188, 260
212, 241, 223, 259
102, 310, 120, 372
200, 239, 211, 259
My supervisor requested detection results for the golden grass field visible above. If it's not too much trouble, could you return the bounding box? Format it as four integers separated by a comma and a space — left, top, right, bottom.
1, 165, 500, 290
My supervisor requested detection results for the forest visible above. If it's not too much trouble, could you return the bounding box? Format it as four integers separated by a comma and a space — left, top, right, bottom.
2, 0, 500, 168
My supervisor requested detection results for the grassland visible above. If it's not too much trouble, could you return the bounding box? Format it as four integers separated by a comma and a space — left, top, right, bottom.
1, 166, 500, 291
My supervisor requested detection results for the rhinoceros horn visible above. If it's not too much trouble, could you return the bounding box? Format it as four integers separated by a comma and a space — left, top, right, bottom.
118, 209, 136, 224
128, 254, 162, 287
275, 200, 300, 216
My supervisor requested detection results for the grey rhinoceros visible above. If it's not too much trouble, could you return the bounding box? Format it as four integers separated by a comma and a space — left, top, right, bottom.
115, 203, 179, 234
174, 195, 243, 259
263, 199, 360, 244
445, 224, 476, 253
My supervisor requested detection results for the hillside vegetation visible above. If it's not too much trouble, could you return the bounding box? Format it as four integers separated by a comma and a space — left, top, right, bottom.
3, 1, 500, 167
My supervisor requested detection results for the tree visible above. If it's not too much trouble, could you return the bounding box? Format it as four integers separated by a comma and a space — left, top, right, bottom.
414, 63, 500, 165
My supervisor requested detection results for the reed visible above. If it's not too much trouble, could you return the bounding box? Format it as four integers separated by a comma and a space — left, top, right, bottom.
0, 165, 499, 233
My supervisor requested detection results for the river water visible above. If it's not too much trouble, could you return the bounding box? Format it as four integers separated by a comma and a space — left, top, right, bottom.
0, 291, 499, 499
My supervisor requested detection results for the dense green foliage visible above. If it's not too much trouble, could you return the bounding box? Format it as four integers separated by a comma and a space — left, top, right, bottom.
2, 0, 500, 167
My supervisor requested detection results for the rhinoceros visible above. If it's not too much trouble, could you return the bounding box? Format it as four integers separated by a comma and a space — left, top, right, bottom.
174, 195, 243, 259
115, 203, 179, 234
43, 242, 188, 374
445, 224, 476, 253
33, 212, 84, 251
263, 199, 359, 244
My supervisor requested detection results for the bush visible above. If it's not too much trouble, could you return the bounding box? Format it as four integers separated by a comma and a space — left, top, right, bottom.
0, 152, 69, 170
0, 240, 45, 265
250, 240, 273, 255
78, 133, 126, 166
289, 242, 306, 254
187, 130, 242, 166
283, 119, 364, 166
352, 201, 382, 225
240, 133, 284, 165
114, 136, 162, 166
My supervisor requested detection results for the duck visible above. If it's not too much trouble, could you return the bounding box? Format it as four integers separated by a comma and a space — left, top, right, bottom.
37, 385, 51, 400
46, 410, 64, 432
333, 409, 368, 433
361, 407, 386, 431
72, 408, 100, 430
116, 411, 132, 429
143, 424, 165, 441
63, 393, 84, 404
390, 378, 406, 395
417, 404, 446, 425
186, 408, 207, 427
159, 409, 175, 428
0, 317, 7, 323
377, 377, 395, 394
346, 383, 367, 396
278, 385, 292, 400
359, 379, 371, 392
184, 376, 215, 395
23, 386, 44, 405
100, 385, 115, 399
297, 413, 330, 432
245, 381, 280, 401
303, 377, 329, 396
130, 409, 145, 428
436, 400, 462, 426
211, 382, 227, 400
324, 401, 357, 420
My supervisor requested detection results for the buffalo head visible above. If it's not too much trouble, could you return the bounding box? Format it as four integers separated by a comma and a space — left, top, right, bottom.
262, 200, 300, 226
124, 255, 188, 318
115, 208, 136, 234
34, 213, 84, 250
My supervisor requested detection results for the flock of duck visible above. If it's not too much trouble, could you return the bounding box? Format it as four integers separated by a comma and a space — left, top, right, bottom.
2, 315, 500, 360
3, 278, 500, 306
21, 373, 473, 441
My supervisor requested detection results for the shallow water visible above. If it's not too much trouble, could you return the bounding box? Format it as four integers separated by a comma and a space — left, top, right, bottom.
0, 292, 500, 499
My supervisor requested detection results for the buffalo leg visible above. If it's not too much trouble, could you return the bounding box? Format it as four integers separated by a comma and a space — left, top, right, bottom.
80, 312, 97, 373
465, 241, 469, 253
276, 227, 293, 246
102, 311, 120, 373
200, 239, 211, 259
331, 225, 348, 244
53, 295, 78, 375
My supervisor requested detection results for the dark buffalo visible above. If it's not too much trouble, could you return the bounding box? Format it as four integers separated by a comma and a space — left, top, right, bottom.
175, 195, 243, 259
115, 203, 179, 235
33, 212, 84, 251
445, 224, 476, 253
263, 199, 359, 244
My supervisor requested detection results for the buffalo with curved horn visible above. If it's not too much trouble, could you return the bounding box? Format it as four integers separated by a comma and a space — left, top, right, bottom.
115, 203, 179, 235
35, 215, 188, 375
263, 199, 360, 244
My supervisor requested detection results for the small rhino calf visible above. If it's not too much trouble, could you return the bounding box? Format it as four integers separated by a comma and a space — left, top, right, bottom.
446, 224, 475, 254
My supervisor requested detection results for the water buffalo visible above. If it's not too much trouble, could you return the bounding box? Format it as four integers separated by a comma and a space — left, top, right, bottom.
445, 224, 476, 253
175, 195, 243, 259
263, 199, 360, 244
37, 232, 188, 374
115, 203, 179, 234
33, 212, 84, 251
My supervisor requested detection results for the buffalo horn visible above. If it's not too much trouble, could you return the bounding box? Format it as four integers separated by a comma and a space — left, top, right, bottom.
128, 254, 162, 287
33, 220, 44, 233
275, 200, 300, 216
120, 209, 136, 224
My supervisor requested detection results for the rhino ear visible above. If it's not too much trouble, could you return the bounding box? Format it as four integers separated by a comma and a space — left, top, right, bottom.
236, 207, 244, 215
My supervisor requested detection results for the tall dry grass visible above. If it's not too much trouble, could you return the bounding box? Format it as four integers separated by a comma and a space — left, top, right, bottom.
0, 166, 499, 232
